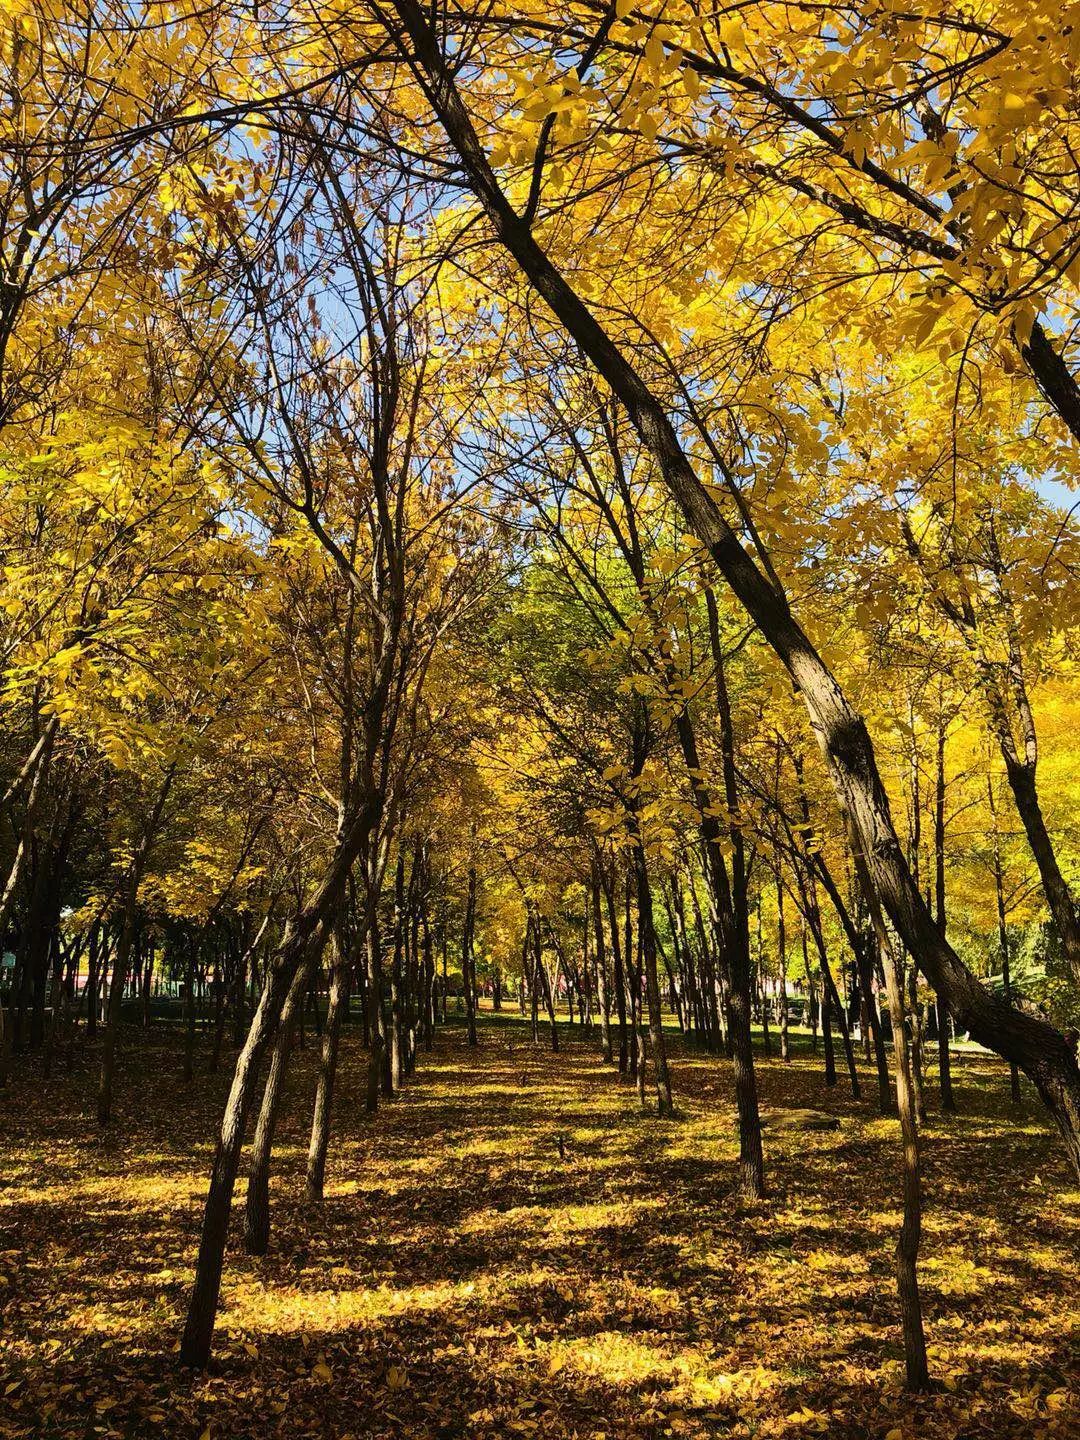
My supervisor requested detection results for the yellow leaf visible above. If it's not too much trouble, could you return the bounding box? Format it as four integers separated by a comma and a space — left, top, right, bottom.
1013, 301, 1037, 347
719, 17, 744, 50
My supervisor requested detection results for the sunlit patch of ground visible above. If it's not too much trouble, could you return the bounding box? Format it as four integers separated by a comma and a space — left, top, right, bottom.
1, 1014, 1078, 1438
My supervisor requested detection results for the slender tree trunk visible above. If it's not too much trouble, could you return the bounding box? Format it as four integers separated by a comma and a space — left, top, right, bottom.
306, 931, 349, 1202
0, 723, 55, 1065
797, 868, 858, 1099
907, 964, 927, 1123
591, 859, 613, 1063
634, 845, 673, 1116
907, 527, 1080, 987
934, 720, 956, 1112
85, 923, 100, 1041
462, 865, 478, 1047
701, 591, 764, 1195
244, 957, 313, 1255
142, 941, 155, 1029
420, 900, 436, 1050
184, 939, 198, 1084
858, 932, 893, 1114
97, 891, 138, 1126
180, 913, 323, 1365
535, 919, 559, 1052
856, 839, 930, 1390
776, 869, 790, 1063
601, 864, 629, 1073
1003, 756, 1080, 979
365, 916, 385, 1113
803, 928, 818, 1053
390, 853, 406, 1087
989, 777, 1022, 1104
181, 792, 381, 1368
41, 935, 64, 1080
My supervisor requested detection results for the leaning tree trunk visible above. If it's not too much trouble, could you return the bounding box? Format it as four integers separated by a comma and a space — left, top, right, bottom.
244, 956, 315, 1255
180, 792, 380, 1369
386, 0, 1080, 1178
811, 853, 891, 1112
180, 913, 322, 1367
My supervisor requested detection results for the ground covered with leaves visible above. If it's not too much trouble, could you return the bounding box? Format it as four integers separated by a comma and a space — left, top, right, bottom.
1, 1017, 1078, 1439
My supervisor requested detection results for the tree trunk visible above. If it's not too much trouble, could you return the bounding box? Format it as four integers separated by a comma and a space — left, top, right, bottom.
365, 917, 385, 1112
390, 853, 406, 1087
858, 932, 893, 1114
534, 917, 559, 1052
591, 859, 613, 1063
989, 777, 1022, 1104
600, 864, 629, 1073
634, 844, 673, 1116
907, 964, 927, 1123
700, 590, 764, 1195
856, 839, 930, 1391
462, 865, 478, 1047
306, 931, 348, 1202
775, 869, 790, 1063
244, 956, 313, 1255
183, 939, 197, 1084
181, 793, 381, 1368
97, 891, 138, 1126
1004, 756, 1080, 982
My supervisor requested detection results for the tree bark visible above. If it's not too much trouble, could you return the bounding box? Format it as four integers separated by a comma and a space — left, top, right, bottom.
591, 857, 613, 1063
462, 864, 478, 1047
244, 956, 313, 1255
855, 837, 930, 1391
181, 791, 380, 1368
934, 720, 956, 1112
306, 930, 349, 1202
633, 844, 673, 1116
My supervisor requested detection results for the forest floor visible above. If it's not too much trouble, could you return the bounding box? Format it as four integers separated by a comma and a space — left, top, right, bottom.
1, 1015, 1079, 1440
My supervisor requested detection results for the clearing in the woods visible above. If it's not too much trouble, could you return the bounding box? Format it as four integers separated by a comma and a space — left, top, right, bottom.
2, 1016, 1077, 1440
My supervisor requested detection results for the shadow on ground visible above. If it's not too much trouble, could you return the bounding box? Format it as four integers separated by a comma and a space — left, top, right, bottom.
1, 1015, 1078, 1438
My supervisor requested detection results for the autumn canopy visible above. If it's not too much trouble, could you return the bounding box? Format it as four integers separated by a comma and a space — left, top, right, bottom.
1, 0, 1079, 1436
